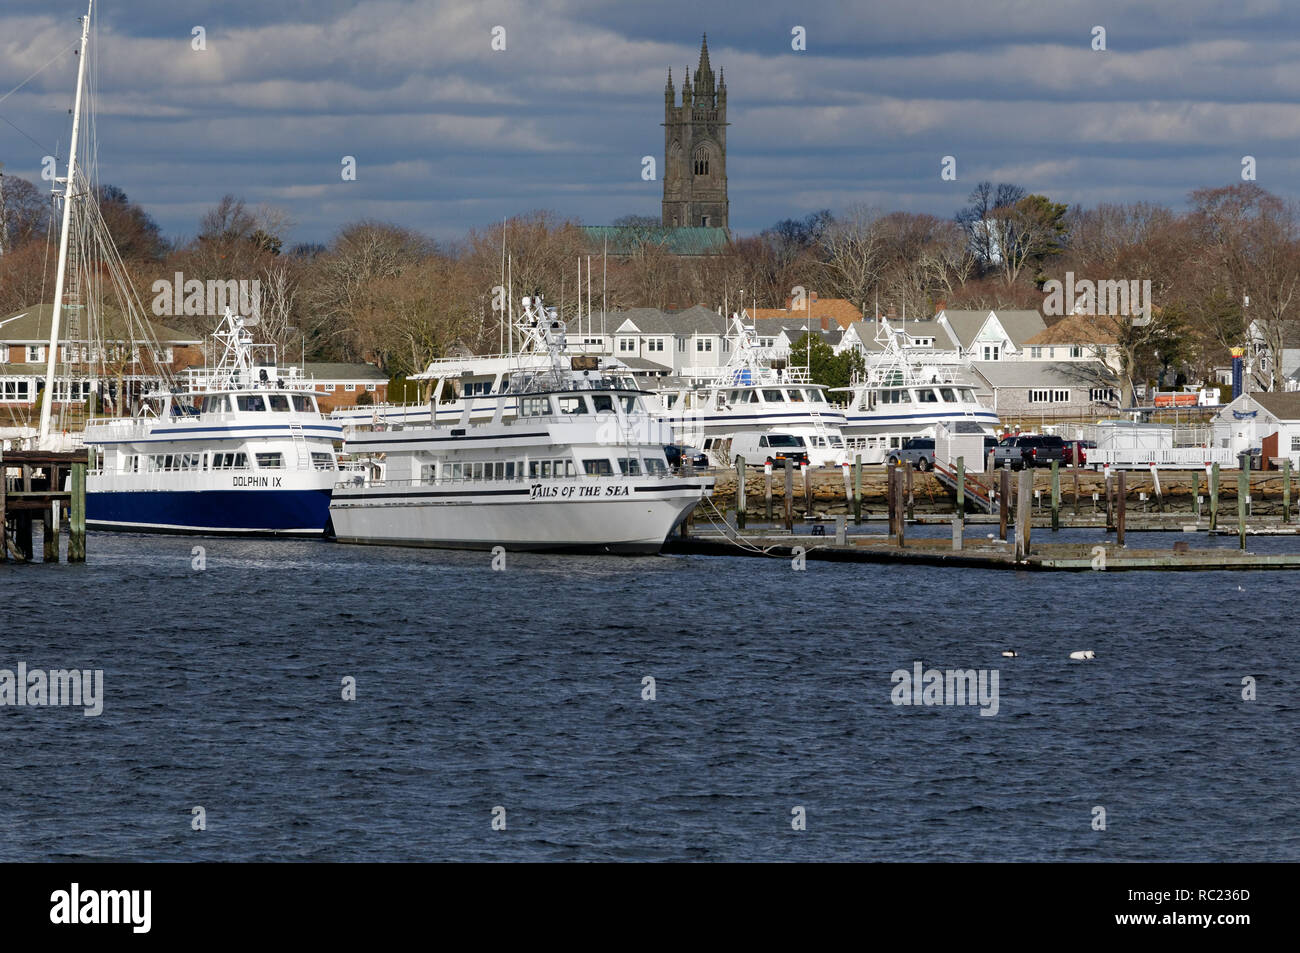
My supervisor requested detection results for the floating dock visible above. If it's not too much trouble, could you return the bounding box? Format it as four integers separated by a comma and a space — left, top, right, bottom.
666, 530, 1300, 571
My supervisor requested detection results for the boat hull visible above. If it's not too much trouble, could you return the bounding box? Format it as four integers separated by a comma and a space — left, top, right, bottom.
329, 481, 710, 553
87, 487, 333, 536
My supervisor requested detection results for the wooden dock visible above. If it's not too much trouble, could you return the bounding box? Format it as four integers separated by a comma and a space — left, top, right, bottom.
0, 450, 88, 564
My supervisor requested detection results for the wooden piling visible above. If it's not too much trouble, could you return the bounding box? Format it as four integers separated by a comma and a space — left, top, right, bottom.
0, 451, 7, 563
1105, 467, 1113, 531
1015, 469, 1033, 561
803, 462, 813, 519
69, 461, 86, 562
1151, 464, 1164, 512
42, 502, 59, 562
841, 462, 852, 515
1050, 460, 1060, 531
853, 454, 862, 525
1209, 463, 1220, 532
955, 455, 966, 514
783, 459, 794, 532
905, 461, 914, 522
999, 468, 1010, 541
1116, 470, 1126, 546
1072, 464, 1080, 518
1192, 470, 1201, 521
894, 466, 905, 547
735, 457, 746, 530
764, 463, 773, 522
1238, 458, 1249, 550
1284, 459, 1292, 524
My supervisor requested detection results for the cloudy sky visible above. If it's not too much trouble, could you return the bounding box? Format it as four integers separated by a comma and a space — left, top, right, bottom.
2, 0, 1297, 245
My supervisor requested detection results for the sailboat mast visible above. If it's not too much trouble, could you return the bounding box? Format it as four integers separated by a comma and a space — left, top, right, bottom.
39, 0, 93, 446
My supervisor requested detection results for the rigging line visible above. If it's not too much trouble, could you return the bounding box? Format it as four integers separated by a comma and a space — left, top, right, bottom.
0, 113, 50, 152
0, 39, 78, 107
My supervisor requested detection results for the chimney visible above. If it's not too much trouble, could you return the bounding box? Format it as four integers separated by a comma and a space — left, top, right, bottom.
935, 300, 946, 313
886, 304, 897, 322
820, 315, 829, 331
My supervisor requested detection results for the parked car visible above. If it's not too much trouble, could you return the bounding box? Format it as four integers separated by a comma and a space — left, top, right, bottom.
729, 431, 810, 468
886, 437, 936, 470
993, 434, 1066, 469
1062, 439, 1095, 467
663, 444, 708, 469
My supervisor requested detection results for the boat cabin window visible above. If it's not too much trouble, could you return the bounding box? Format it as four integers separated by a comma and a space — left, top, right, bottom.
763, 390, 785, 403
959, 388, 975, 402
255, 452, 283, 469
312, 452, 335, 471
880, 389, 911, 404
785, 389, 805, 402
521, 397, 552, 416
940, 388, 956, 402
200, 394, 229, 413
557, 395, 588, 414
830, 435, 844, 447
268, 394, 291, 412
803, 389, 821, 403
293, 394, 317, 413
236, 395, 266, 412
592, 395, 614, 413
918, 389, 939, 403
620, 396, 638, 414
644, 457, 668, 476
211, 452, 249, 470
618, 457, 642, 476
583, 458, 613, 476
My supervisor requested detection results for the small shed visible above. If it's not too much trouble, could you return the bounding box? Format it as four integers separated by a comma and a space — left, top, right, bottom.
1211, 391, 1300, 468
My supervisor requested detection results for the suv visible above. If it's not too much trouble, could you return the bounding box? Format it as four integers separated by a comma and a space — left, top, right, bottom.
993, 434, 1066, 469
886, 437, 936, 470
1062, 440, 1094, 467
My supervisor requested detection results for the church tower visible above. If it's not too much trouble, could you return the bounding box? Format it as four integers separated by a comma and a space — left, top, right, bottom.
662, 35, 729, 229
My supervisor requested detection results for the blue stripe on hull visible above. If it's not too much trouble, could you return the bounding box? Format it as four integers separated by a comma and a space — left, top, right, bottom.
87, 489, 333, 535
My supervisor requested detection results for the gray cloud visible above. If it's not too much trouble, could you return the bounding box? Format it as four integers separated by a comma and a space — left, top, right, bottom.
1, 0, 1296, 244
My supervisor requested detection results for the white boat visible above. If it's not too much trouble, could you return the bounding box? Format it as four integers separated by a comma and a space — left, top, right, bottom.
833, 326, 1000, 463
329, 296, 713, 553
82, 311, 343, 535
648, 316, 850, 466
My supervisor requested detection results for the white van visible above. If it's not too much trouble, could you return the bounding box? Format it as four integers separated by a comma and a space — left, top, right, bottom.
728, 431, 810, 468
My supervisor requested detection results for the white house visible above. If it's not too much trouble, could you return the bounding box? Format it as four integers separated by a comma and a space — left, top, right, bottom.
1211, 391, 1300, 465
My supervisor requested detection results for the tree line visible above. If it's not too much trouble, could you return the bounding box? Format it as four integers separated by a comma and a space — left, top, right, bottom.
1, 173, 1296, 391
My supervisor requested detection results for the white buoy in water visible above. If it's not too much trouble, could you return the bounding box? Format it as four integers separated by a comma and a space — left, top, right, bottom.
1001, 651, 1018, 657
1069, 650, 1095, 660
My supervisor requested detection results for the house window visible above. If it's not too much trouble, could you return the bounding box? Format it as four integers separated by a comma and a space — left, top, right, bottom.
647, 338, 664, 352
1028, 389, 1071, 404
1, 380, 32, 401
1030, 347, 1042, 358
677, 338, 686, 352
1070, 346, 1083, 358
696, 338, 712, 352
344, 383, 356, 392
1291, 436, 1300, 452
618, 338, 636, 353
365, 383, 377, 391
982, 345, 1000, 361
0, 345, 7, 362
27, 346, 42, 362
1090, 388, 1117, 403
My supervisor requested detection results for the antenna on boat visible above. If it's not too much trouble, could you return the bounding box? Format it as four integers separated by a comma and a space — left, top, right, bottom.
601, 238, 607, 339
38, 0, 93, 448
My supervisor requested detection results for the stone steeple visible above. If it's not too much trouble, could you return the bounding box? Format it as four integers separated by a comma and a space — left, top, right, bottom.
661, 35, 729, 230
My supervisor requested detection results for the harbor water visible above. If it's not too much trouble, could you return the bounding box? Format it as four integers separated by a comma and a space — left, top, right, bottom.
1, 529, 1296, 861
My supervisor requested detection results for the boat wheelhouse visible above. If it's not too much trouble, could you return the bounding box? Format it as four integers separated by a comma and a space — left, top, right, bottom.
82, 311, 343, 535
329, 296, 713, 553
833, 326, 999, 463
648, 316, 849, 466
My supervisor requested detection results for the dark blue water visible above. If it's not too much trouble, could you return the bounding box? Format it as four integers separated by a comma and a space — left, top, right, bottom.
1, 528, 1296, 861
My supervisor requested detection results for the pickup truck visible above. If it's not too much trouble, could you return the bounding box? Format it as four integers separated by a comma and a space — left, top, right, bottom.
993, 434, 1066, 469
